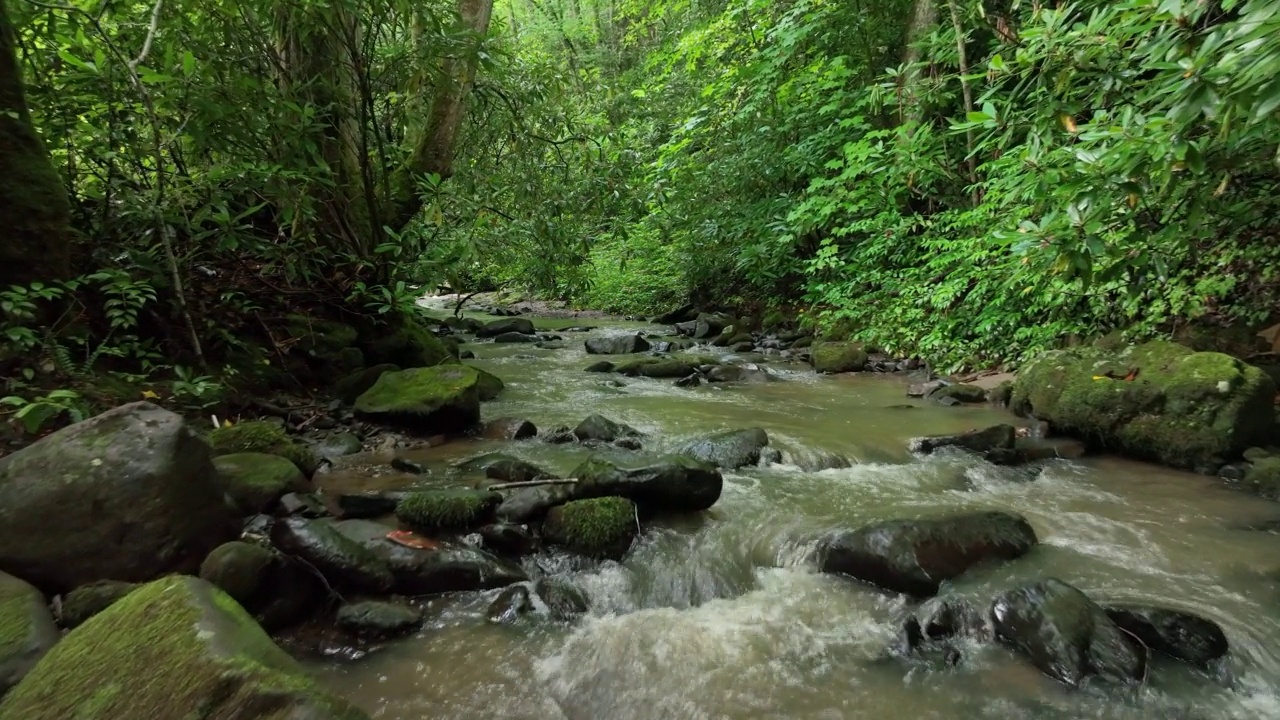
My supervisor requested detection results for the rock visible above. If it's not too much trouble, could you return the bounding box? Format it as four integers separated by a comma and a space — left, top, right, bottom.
270, 516, 395, 593
572, 455, 723, 515
395, 490, 501, 533
492, 331, 539, 343
390, 456, 426, 474
679, 428, 771, 469
534, 578, 590, 620
787, 449, 852, 472
1011, 340, 1276, 470
614, 357, 700, 378
198, 541, 322, 632
991, 578, 1146, 687
706, 364, 775, 383
902, 596, 989, 653
457, 453, 553, 483
476, 318, 535, 337
472, 366, 505, 401
58, 580, 137, 629
362, 314, 451, 369
0, 572, 58, 696
908, 424, 1017, 455
987, 437, 1089, 466
907, 381, 944, 398
1103, 605, 1228, 667
573, 414, 641, 443
536, 340, 567, 350
307, 431, 363, 461
353, 366, 482, 434
585, 334, 651, 355
329, 519, 526, 595
487, 585, 535, 624
214, 452, 309, 515
693, 314, 730, 339
675, 374, 702, 388
336, 600, 422, 638
479, 524, 539, 556
0, 576, 367, 720
209, 419, 319, 477
335, 490, 413, 519
496, 484, 579, 523
543, 497, 639, 559
541, 425, 577, 444
928, 383, 987, 403
811, 342, 869, 374
482, 417, 538, 440
988, 381, 1014, 407
1245, 458, 1280, 499
0, 402, 239, 593
584, 360, 616, 373
334, 363, 400, 405
817, 511, 1038, 597
654, 303, 698, 325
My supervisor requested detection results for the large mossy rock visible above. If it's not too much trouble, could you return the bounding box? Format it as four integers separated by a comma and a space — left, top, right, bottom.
1011, 341, 1276, 470
395, 490, 501, 533
679, 428, 771, 469
0, 576, 368, 720
0, 572, 57, 696
572, 455, 723, 515
334, 363, 400, 405
543, 497, 638, 560
353, 366, 481, 434
208, 420, 320, 477
362, 313, 451, 369
811, 341, 868, 374
214, 453, 309, 515
816, 511, 1037, 598
472, 366, 505, 400
0, 402, 239, 593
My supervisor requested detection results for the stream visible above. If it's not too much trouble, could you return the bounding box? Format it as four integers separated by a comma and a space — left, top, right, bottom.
309, 303, 1280, 719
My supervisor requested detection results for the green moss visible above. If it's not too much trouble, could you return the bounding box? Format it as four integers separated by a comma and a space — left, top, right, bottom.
0, 576, 365, 720
207, 421, 319, 477
1246, 458, 1280, 500
59, 581, 137, 629
363, 314, 450, 369
542, 497, 638, 559
352, 366, 481, 433
929, 383, 987, 403
214, 453, 307, 514
285, 315, 359, 354
811, 341, 868, 374
0, 578, 34, 653
396, 489, 501, 533
762, 310, 787, 330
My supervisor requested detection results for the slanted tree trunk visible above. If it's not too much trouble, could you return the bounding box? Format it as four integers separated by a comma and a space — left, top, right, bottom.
0, 0, 73, 287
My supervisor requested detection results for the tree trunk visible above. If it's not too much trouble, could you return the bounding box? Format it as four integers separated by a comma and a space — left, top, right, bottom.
899, 0, 937, 125
0, 0, 73, 287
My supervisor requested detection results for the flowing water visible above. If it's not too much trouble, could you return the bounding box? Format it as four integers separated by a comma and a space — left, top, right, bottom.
310, 304, 1280, 719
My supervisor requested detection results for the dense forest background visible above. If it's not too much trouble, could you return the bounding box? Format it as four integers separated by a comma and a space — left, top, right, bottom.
3, 0, 1280, 428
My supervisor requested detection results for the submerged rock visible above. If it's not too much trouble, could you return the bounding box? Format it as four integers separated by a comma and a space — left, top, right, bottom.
614, 357, 699, 378
336, 600, 422, 638
585, 334, 651, 355
543, 497, 639, 560
491, 331, 539, 343
0, 576, 368, 719
573, 414, 642, 443
901, 596, 990, 653
487, 585, 535, 624
214, 452, 310, 515
572, 455, 723, 515
0, 572, 58, 696
908, 424, 1017, 456
584, 360, 616, 373
457, 453, 553, 483
991, 578, 1147, 687
811, 341, 869, 374
477, 317, 535, 337
534, 578, 590, 620
817, 511, 1037, 597
395, 490, 501, 534
329, 519, 526, 595
482, 417, 538, 440
679, 428, 771, 469
0, 402, 239, 593
353, 366, 482, 434
1104, 605, 1228, 667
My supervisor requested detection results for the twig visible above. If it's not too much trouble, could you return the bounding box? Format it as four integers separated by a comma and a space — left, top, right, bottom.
486, 478, 579, 491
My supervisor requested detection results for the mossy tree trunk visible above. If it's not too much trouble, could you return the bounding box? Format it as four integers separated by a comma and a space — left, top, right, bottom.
0, 0, 73, 287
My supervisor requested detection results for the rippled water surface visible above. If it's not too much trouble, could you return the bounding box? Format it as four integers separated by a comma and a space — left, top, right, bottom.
309, 302, 1280, 719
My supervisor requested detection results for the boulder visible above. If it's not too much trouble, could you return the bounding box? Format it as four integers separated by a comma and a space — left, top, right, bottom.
279, 492, 328, 518
991, 578, 1146, 687
58, 580, 137, 629
487, 585, 535, 624
477, 318, 535, 338
705, 365, 775, 384
472, 367, 505, 401
1245, 457, 1280, 499
353, 366, 482, 434
614, 357, 700, 378
1011, 340, 1276, 470
0, 572, 57, 696
0, 576, 367, 720
573, 414, 641, 443
534, 578, 590, 620
572, 455, 723, 515
335, 490, 413, 519
584, 360, 616, 373
482, 417, 538, 440
928, 384, 987, 404
336, 600, 422, 638
585, 334, 651, 355
395, 490, 502, 533
908, 424, 1017, 455
901, 596, 990, 653
479, 524, 539, 556
198, 541, 322, 632
0, 402, 239, 593
456, 453, 553, 483
270, 517, 395, 593
362, 314, 451, 369
329, 519, 526, 595
817, 511, 1037, 597
679, 428, 771, 469
491, 331, 539, 343
1103, 605, 1228, 667
209, 419, 319, 477
693, 314, 730, 340
496, 484, 579, 524
543, 497, 639, 560
987, 437, 1089, 466
811, 342, 868, 374
334, 363, 400, 405
214, 453, 309, 515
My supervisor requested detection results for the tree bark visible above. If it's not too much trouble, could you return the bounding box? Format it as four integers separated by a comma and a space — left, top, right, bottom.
0, 0, 73, 287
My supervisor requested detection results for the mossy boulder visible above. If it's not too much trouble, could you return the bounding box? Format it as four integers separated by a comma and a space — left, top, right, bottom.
0, 572, 58, 696
0, 402, 239, 593
395, 490, 501, 533
542, 497, 638, 560
59, 580, 137, 629
198, 541, 322, 632
353, 366, 481, 434
208, 420, 320, 477
214, 453, 309, 515
362, 314, 451, 369
1011, 340, 1276, 470
334, 363, 400, 404
472, 366, 505, 400
0, 576, 368, 720
811, 341, 868, 374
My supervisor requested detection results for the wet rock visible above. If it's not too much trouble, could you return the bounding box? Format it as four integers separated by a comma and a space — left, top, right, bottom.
487, 585, 535, 624
541, 425, 577, 444
0, 402, 239, 593
534, 578, 590, 620
693, 314, 731, 340
584, 360, 616, 373
706, 364, 775, 383
334, 363, 400, 405
675, 374, 702, 388
472, 367, 505, 401
536, 340, 567, 350
565, 326, 597, 332
495, 483, 579, 523
987, 437, 1089, 466
492, 331, 539, 343
278, 492, 328, 518
614, 357, 699, 378
543, 497, 639, 560
390, 456, 426, 474
482, 417, 538, 440
928, 384, 987, 404
908, 424, 1017, 455
243, 513, 274, 538
353, 366, 482, 434
457, 453, 554, 483
680, 428, 771, 469
211, 420, 320, 477
336, 490, 412, 519
1104, 605, 1228, 667
198, 540, 323, 632
902, 596, 990, 653
673, 321, 698, 337
214, 452, 310, 515
817, 511, 1038, 597
654, 303, 698, 325
572, 455, 723, 515
0, 576, 366, 720
0, 571, 58, 695
585, 334, 651, 355
1246, 458, 1280, 499
59, 580, 137, 629
479, 524, 539, 556
811, 342, 869, 374
477, 317, 535, 337
307, 431, 363, 461
573, 414, 642, 443
336, 600, 422, 638
991, 578, 1147, 687
270, 516, 395, 593
395, 490, 501, 534
787, 449, 852, 472
988, 381, 1014, 407
330, 519, 526, 595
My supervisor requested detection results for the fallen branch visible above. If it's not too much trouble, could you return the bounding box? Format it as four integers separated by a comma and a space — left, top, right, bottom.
486, 478, 579, 491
